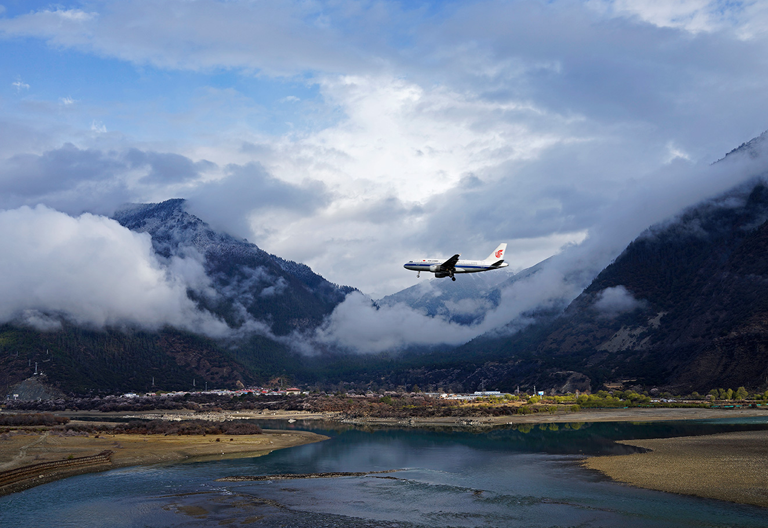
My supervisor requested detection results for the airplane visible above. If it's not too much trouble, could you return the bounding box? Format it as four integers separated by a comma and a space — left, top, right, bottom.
404, 243, 509, 281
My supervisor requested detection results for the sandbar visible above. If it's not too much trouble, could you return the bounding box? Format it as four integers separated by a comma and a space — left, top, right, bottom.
583, 430, 768, 508
0, 429, 327, 496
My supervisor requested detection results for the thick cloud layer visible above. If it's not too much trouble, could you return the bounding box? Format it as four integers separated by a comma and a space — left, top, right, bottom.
3, 1, 768, 298
2, 1, 768, 352
315, 143, 768, 352
0, 205, 228, 334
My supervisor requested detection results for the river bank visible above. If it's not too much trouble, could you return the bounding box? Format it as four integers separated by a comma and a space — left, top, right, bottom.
0, 428, 327, 496
3, 406, 767, 499
584, 430, 768, 508
49, 405, 768, 427
337, 406, 768, 427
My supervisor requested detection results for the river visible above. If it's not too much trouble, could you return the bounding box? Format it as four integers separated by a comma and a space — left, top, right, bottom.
2, 418, 767, 527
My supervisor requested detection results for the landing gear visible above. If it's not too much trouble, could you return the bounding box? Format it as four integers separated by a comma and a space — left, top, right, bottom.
417, 271, 420, 278
451, 276, 456, 281
449, 271, 456, 281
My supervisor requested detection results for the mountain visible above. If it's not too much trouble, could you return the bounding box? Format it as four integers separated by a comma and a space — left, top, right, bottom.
0, 324, 259, 395
113, 199, 355, 335
7, 138, 768, 397
530, 179, 768, 393
328, 133, 768, 394
2, 200, 356, 396
368, 177, 768, 394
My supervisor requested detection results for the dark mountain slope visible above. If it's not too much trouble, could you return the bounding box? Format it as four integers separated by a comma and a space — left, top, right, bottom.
2, 200, 356, 395
335, 177, 768, 394
113, 199, 355, 335
438, 180, 768, 393
0, 325, 257, 395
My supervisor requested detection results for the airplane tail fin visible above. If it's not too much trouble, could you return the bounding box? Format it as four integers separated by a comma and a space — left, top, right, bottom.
485, 243, 507, 262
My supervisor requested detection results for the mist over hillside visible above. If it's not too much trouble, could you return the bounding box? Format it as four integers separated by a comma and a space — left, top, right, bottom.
113, 199, 355, 336
4, 133, 768, 395
360, 176, 768, 394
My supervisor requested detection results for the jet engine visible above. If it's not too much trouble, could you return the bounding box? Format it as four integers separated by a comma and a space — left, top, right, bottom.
429, 265, 441, 273
434, 271, 450, 278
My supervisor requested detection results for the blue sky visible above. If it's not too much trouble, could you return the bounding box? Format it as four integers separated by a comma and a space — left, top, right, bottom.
2, 0, 768, 304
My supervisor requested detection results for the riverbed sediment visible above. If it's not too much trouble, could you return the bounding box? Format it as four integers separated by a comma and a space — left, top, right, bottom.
0, 429, 328, 496
583, 430, 768, 508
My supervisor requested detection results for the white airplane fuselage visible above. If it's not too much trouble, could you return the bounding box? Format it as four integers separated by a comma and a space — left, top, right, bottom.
403, 258, 509, 274
403, 243, 509, 281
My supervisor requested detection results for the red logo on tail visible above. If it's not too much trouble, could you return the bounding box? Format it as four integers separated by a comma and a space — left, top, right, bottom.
495, 249, 503, 258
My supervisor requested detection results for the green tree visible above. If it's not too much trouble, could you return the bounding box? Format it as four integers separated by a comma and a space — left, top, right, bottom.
735, 387, 748, 400
726, 388, 734, 400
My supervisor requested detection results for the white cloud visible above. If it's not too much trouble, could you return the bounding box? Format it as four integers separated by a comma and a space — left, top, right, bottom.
593, 285, 644, 317
665, 141, 691, 163
2, 0, 768, 310
0, 205, 230, 335
587, 0, 740, 33
229, 74, 583, 296
0, 2, 365, 75
90, 120, 107, 134
312, 142, 768, 352
12, 79, 30, 92
314, 291, 478, 353
313, 254, 585, 353
18, 310, 62, 332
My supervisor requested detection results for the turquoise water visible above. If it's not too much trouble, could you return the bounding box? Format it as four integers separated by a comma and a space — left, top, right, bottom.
2, 419, 767, 527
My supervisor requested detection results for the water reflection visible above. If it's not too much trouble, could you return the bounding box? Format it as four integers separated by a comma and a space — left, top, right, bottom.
257, 416, 768, 456
2, 418, 768, 527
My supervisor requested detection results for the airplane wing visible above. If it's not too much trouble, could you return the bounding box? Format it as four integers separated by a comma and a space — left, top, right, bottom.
441, 254, 460, 270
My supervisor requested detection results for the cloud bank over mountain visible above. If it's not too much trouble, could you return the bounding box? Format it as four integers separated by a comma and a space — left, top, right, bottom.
313, 140, 768, 352
2, 0, 768, 343
0, 138, 765, 356
0, 205, 229, 335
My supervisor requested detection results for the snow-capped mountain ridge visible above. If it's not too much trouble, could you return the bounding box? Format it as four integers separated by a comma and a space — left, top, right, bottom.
114, 199, 355, 335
